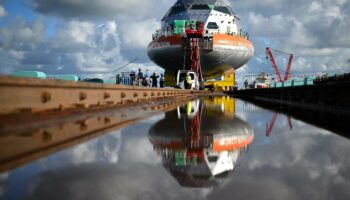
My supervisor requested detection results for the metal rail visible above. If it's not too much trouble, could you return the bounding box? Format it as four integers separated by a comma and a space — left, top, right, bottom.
0, 76, 206, 114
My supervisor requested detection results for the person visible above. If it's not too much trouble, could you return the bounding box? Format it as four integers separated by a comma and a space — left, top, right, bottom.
144, 69, 149, 86
244, 79, 248, 89
137, 68, 143, 86
190, 21, 194, 30
150, 72, 159, 87
252, 80, 256, 88
160, 74, 165, 88
196, 21, 201, 30
130, 70, 136, 86
116, 74, 121, 85
185, 72, 192, 89
122, 73, 126, 85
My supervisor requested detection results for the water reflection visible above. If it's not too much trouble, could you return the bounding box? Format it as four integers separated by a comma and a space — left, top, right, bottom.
0, 99, 182, 173
0, 97, 349, 200
149, 97, 254, 188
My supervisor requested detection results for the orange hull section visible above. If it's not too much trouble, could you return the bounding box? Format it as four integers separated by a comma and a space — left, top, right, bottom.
212, 34, 254, 51
212, 134, 254, 152
149, 34, 253, 50
150, 134, 254, 152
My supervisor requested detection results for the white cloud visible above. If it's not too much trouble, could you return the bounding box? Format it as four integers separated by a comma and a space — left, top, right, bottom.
242, 0, 350, 76
248, 13, 316, 48
288, 19, 316, 48
9, 50, 25, 60
69, 142, 98, 164
119, 19, 160, 50
326, 5, 342, 19
309, 2, 323, 13
0, 17, 45, 50
120, 136, 161, 165
28, 0, 171, 20
298, 48, 340, 57
0, 18, 130, 76
65, 130, 122, 164
0, 5, 5, 17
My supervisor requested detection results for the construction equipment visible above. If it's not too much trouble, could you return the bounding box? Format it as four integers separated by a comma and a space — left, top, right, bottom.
176, 70, 200, 90
265, 47, 293, 82
204, 69, 236, 91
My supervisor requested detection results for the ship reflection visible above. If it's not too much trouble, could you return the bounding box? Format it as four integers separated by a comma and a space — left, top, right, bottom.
148, 97, 254, 188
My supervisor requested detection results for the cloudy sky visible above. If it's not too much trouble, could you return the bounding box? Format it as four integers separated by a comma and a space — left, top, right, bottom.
0, 0, 349, 80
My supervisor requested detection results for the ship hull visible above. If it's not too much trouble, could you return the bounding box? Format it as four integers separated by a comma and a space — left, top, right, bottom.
147, 34, 254, 77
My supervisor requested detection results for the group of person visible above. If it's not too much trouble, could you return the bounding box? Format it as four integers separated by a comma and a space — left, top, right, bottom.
116, 68, 165, 88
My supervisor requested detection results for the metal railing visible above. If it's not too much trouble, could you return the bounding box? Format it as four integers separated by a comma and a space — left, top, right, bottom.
152, 28, 250, 40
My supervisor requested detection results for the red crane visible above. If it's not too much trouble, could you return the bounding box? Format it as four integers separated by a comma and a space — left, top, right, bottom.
265, 47, 294, 82
265, 113, 293, 137
264, 47, 294, 136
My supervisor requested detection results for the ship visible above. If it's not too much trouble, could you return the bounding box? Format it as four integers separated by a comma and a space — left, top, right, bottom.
148, 97, 254, 187
147, 0, 254, 78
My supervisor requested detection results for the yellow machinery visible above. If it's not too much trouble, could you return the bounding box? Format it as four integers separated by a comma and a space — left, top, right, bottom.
204, 96, 236, 118
204, 69, 236, 91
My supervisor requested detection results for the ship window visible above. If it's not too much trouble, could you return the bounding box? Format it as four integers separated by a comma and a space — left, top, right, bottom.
190, 4, 210, 10
168, 5, 186, 16
214, 6, 231, 15
207, 22, 219, 29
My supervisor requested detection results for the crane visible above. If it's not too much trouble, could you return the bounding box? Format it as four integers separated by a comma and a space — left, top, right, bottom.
265, 47, 293, 82
265, 113, 293, 137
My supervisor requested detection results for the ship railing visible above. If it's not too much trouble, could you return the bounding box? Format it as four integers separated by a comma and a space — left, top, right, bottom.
152, 30, 176, 40
152, 29, 162, 40
153, 29, 250, 40
224, 31, 249, 40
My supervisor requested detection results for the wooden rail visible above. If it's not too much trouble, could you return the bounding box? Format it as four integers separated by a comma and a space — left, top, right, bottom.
0, 75, 206, 114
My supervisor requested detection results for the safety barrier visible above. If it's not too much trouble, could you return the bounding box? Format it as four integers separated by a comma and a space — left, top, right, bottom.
0, 75, 206, 114
269, 76, 317, 88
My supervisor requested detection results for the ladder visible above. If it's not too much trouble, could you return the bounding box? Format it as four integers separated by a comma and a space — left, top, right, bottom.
189, 38, 200, 76
183, 21, 205, 80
